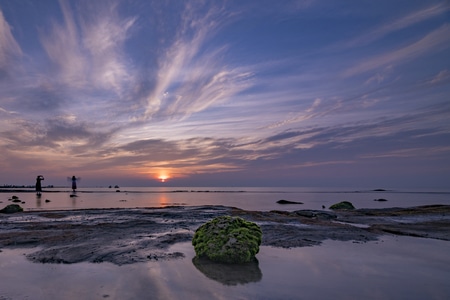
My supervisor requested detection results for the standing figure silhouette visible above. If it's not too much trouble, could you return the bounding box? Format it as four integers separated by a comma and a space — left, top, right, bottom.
71, 175, 78, 192
35, 175, 44, 195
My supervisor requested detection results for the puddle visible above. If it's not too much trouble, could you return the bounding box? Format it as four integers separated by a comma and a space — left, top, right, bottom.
333, 220, 370, 228
1, 236, 449, 299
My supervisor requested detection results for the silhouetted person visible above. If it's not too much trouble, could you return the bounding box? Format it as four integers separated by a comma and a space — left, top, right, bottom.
71, 175, 78, 192
35, 175, 44, 195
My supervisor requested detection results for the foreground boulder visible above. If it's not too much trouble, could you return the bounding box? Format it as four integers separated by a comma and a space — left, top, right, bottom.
0, 204, 23, 214
329, 201, 355, 210
192, 216, 262, 264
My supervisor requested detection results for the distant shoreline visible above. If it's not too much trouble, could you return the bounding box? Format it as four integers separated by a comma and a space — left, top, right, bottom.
0, 189, 248, 194
1, 188, 449, 195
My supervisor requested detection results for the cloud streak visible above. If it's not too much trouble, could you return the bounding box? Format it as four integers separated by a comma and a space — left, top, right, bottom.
338, 3, 450, 49
0, 9, 22, 77
342, 24, 450, 77
143, 3, 252, 121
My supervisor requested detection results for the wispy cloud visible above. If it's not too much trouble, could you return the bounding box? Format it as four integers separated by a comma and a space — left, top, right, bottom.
342, 24, 450, 77
426, 69, 450, 85
80, 4, 136, 95
143, 2, 253, 121
338, 3, 450, 49
40, 0, 136, 95
0, 8, 22, 76
360, 146, 450, 159
39, 0, 86, 88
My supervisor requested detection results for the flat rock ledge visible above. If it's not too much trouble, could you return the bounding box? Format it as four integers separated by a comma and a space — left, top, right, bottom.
0, 205, 449, 265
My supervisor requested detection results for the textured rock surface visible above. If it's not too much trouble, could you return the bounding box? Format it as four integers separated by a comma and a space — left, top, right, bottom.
0, 205, 448, 265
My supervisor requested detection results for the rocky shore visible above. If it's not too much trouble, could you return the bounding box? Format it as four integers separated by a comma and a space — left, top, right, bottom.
0, 205, 449, 265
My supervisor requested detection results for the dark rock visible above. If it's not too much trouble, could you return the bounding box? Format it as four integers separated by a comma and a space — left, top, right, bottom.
373, 189, 386, 191
45, 199, 51, 203
294, 210, 337, 220
0, 204, 24, 214
374, 198, 388, 202
11, 199, 21, 203
276, 199, 303, 205
192, 216, 262, 264
329, 201, 355, 210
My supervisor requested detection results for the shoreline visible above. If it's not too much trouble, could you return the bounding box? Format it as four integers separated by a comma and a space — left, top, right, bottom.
1, 204, 449, 265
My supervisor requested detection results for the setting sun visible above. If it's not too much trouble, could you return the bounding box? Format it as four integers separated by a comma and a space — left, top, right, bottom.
158, 173, 169, 182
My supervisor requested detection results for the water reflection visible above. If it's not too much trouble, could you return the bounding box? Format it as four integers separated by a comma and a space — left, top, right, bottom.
70, 192, 78, 208
36, 194, 42, 207
192, 256, 262, 286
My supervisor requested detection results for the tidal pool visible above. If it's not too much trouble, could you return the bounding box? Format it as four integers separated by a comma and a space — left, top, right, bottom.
1, 235, 449, 299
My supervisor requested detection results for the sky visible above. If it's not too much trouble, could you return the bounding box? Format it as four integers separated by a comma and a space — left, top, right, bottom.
0, 0, 449, 188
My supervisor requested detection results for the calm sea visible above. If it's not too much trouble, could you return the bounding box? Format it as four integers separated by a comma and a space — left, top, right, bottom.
2, 186, 449, 211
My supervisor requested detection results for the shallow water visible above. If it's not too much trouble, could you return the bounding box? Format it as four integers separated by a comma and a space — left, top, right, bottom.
0, 236, 449, 299
1, 187, 450, 212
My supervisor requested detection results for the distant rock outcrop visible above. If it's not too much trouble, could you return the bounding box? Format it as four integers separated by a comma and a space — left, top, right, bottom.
0, 204, 23, 214
276, 199, 303, 205
192, 216, 262, 264
329, 201, 355, 210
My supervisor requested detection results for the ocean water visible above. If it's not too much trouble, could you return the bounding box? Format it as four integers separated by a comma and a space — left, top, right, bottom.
1, 186, 450, 211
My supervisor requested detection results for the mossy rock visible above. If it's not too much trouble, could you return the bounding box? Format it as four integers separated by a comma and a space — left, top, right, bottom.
329, 201, 355, 210
0, 204, 24, 214
192, 216, 262, 264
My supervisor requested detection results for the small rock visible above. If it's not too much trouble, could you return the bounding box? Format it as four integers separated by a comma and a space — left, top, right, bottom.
329, 201, 355, 210
276, 199, 303, 205
45, 199, 51, 203
374, 198, 388, 202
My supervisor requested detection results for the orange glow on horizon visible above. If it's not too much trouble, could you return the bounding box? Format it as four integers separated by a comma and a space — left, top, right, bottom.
158, 172, 169, 183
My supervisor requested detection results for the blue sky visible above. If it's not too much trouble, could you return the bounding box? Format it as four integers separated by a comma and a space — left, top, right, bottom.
0, 0, 449, 188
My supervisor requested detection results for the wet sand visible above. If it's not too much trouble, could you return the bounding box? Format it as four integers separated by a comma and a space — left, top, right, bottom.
0, 204, 449, 265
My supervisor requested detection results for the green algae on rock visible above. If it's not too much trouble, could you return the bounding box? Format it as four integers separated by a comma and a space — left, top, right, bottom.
192, 216, 262, 264
329, 201, 355, 210
0, 204, 23, 213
